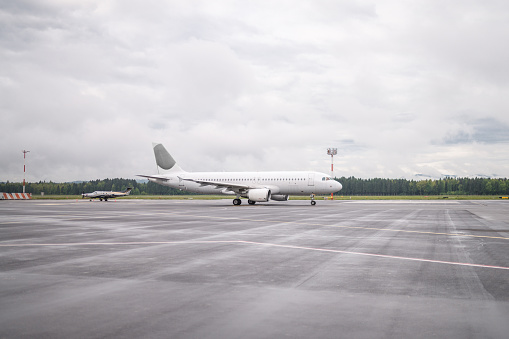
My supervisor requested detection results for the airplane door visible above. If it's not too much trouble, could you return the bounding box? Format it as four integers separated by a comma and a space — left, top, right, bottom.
308, 173, 314, 186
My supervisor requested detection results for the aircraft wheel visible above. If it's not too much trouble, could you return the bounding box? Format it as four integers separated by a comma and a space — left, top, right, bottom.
100, 198, 103, 201
311, 200, 316, 206
233, 198, 242, 205
248, 200, 256, 205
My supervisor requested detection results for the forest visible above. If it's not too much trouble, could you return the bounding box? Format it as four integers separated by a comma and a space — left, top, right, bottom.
0, 178, 185, 196
337, 176, 508, 196
1, 176, 508, 196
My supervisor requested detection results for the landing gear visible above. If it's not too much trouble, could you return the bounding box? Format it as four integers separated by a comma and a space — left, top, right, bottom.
248, 200, 256, 205
233, 198, 242, 205
310, 193, 316, 206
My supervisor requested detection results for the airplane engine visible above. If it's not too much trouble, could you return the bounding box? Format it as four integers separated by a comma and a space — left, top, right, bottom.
270, 194, 289, 201
247, 188, 271, 202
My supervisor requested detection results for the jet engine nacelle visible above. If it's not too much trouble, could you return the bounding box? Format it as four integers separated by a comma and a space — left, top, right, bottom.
270, 194, 289, 201
247, 188, 271, 202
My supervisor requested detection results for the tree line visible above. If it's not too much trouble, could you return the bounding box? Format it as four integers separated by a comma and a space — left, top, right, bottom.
0, 178, 187, 196
337, 176, 509, 196
1, 176, 508, 196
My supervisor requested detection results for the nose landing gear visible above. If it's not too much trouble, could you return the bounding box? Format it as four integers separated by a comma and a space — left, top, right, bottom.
310, 193, 316, 206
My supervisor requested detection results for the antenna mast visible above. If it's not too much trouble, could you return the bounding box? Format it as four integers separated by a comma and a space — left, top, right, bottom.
22, 150, 30, 194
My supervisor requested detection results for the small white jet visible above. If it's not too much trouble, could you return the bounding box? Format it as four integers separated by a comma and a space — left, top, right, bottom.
82, 188, 133, 201
138, 143, 342, 205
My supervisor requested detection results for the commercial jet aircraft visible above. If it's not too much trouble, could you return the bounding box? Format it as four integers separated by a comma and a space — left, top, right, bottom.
138, 143, 342, 205
82, 187, 133, 201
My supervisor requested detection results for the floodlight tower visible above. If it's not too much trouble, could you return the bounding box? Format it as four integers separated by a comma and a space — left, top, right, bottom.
22, 150, 30, 194
327, 148, 337, 200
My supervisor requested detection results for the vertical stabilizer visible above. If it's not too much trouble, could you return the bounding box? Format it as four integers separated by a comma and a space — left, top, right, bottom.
152, 143, 184, 173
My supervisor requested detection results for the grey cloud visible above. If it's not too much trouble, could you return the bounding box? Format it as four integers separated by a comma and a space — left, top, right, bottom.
336, 139, 367, 153
442, 118, 509, 144
1, 1, 509, 182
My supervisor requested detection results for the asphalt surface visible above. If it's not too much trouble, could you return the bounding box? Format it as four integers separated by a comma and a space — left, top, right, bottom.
1, 199, 509, 338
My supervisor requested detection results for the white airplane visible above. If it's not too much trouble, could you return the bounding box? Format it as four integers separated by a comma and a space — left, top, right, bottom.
82, 187, 133, 201
138, 143, 342, 205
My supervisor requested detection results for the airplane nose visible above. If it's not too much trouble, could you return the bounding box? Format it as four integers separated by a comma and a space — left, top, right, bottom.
335, 181, 343, 191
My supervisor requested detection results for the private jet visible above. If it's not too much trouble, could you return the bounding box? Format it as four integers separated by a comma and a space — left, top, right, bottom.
82, 187, 133, 201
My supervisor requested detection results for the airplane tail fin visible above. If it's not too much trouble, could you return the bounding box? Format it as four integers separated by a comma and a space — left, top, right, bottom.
123, 187, 133, 195
152, 143, 185, 173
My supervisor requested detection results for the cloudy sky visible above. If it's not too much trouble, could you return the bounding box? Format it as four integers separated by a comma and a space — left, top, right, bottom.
1, 0, 508, 183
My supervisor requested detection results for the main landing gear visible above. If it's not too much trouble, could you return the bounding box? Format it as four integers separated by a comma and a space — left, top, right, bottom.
233, 198, 256, 205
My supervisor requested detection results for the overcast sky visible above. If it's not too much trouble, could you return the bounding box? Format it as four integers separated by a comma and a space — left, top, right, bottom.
1, 0, 509, 183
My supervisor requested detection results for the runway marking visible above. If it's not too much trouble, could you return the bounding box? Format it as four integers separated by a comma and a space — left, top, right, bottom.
4, 209, 507, 241
162, 213, 509, 241
1, 240, 508, 271
0, 240, 238, 247
239, 241, 509, 271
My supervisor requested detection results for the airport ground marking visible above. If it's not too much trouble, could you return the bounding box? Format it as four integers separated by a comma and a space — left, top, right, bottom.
0, 240, 240, 247
237, 240, 509, 271
165, 212, 509, 241
1, 239, 508, 271
3, 209, 507, 241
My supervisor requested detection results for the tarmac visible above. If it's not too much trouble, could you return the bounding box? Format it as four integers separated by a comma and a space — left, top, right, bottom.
1, 199, 509, 338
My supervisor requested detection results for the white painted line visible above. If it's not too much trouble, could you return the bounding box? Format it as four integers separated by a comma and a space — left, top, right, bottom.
237, 241, 509, 271
1, 239, 508, 271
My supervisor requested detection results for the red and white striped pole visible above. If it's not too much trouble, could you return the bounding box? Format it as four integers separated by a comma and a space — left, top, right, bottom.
327, 148, 337, 200
22, 150, 30, 194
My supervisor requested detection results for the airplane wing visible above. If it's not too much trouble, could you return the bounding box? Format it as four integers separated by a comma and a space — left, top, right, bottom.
137, 174, 171, 182
179, 177, 252, 194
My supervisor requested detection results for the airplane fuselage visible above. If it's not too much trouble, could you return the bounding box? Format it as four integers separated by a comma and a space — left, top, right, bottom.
148, 171, 340, 196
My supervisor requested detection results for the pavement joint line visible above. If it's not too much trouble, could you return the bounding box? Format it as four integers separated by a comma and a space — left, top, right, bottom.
1, 239, 507, 271
237, 240, 509, 271
0, 211, 182, 221
0, 240, 239, 247
165, 213, 509, 241
4, 211, 506, 240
